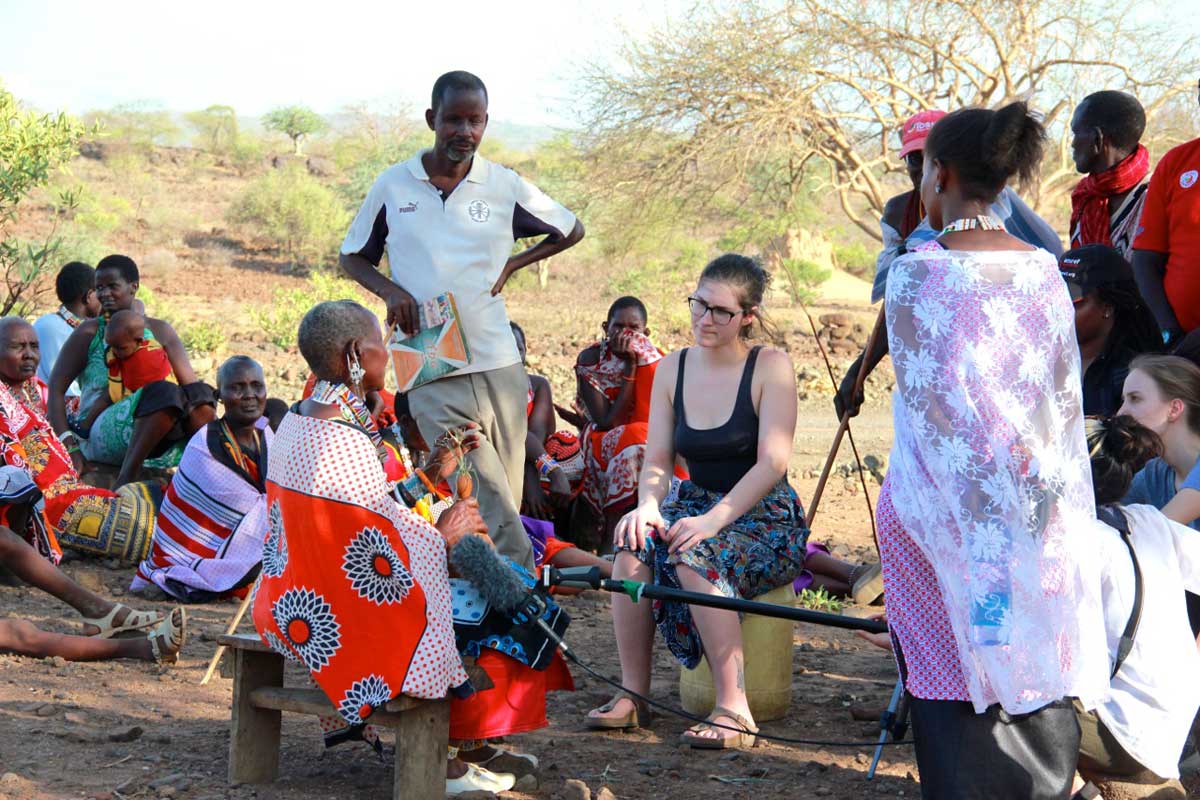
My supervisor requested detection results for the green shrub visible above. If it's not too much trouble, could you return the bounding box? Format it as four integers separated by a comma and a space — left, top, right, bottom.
0, 82, 88, 316
181, 320, 226, 356
72, 189, 134, 235
795, 586, 842, 613
137, 286, 181, 322
779, 257, 831, 304
832, 241, 875, 280
250, 272, 366, 349
227, 165, 349, 267
229, 136, 266, 176
54, 227, 109, 269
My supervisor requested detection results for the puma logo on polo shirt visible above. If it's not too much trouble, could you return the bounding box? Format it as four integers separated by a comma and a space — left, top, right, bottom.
398, 202, 418, 213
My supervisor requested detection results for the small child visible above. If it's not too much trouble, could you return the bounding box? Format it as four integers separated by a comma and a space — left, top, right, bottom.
105, 309, 174, 403
393, 391, 613, 585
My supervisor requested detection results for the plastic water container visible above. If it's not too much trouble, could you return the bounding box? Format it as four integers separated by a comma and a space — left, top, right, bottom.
678, 582, 796, 722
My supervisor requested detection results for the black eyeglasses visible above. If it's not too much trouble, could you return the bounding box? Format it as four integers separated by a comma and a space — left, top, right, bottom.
687, 296, 741, 325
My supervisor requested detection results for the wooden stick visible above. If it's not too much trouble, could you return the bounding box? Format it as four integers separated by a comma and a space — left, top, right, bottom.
806, 306, 886, 529
200, 590, 254, 686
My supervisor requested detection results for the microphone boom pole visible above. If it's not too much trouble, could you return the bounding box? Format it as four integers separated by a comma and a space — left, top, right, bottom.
544, 566, 888, 634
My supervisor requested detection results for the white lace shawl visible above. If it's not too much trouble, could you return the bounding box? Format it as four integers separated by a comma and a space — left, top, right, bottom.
885, 245, 1109, 714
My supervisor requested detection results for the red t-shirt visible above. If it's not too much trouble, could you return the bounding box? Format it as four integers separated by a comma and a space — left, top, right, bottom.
1134, 137, 1200, 332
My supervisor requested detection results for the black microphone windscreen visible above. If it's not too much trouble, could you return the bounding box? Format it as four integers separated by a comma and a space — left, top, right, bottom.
449, 534, 530, 615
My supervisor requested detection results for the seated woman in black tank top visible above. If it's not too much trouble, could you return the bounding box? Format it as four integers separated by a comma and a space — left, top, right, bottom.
584, 254, 810, 750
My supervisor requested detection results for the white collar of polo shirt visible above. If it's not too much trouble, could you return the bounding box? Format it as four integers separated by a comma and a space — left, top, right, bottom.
407, 149, 491, 185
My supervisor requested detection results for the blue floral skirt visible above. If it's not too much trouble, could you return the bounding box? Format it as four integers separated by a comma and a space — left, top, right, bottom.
624, 479, 809, 668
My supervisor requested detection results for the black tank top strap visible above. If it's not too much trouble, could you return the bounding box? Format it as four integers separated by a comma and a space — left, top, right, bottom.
674, 348, 689, 423
734, 346, 763, 416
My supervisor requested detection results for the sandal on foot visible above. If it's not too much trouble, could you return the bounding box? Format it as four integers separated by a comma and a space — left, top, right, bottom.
585, 692, 651, 730
445, 763, 515, 795
147, 608, 186, 665
680, 706, 758, 750
83, 603, 163, 639
476, 748, 539, 778
851, 563, 885, 606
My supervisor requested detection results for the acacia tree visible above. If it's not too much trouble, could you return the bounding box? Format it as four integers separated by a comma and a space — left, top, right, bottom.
0, 84, 87, 315
263, 105, 326, 156
185, 104, 239, 153
579, 0, 1198, 240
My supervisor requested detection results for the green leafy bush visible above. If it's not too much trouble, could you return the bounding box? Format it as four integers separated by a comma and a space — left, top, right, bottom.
250, 272, 367, 349
181, 320, 226, 356
795, 586, 843, 613
0, 83, 88, 315
779, 257, 832, 305
227, 165, 349, 267
72, 189, 134, 235
229, 136, 266, 176
137, 286, 181, 322
832, 241, 875, 280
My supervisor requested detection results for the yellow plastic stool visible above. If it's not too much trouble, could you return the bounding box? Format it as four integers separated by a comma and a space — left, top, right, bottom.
678, 582, 795, 722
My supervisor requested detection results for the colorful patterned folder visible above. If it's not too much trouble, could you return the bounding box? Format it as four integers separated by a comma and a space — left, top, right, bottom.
388, 293, 472, 392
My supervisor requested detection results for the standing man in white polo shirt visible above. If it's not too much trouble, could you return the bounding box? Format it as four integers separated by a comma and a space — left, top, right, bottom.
340, 70, 584, 569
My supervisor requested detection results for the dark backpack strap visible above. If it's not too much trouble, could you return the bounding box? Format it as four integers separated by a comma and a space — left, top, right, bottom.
1096, 504, 1144, 679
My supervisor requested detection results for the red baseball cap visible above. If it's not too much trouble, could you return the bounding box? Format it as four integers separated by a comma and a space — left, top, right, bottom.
899, 110, 947, 158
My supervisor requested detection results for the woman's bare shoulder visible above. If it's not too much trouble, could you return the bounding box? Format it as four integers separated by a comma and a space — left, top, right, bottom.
576, 343, 603, 366
754, 347, 796, 387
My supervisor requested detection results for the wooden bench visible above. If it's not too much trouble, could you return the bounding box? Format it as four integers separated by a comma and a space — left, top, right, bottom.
220, 633, 449, 800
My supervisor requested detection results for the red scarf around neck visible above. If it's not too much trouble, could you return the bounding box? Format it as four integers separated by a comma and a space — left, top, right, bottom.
1070, 144, 1150, 248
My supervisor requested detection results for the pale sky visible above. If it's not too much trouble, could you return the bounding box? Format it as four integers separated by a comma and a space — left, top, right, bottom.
2, 0, 1195, 129
0, 0, 689, 127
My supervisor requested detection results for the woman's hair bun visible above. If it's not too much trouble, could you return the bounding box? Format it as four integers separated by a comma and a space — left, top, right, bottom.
1086, 414, 1162, 505
981, 101, 1045, 188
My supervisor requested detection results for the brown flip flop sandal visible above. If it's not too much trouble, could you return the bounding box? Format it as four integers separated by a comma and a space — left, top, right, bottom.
585, 692, 651, 730
680, 706, 758, 750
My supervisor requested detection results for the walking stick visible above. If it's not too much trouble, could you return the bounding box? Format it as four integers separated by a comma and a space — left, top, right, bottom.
805, 306, 886, 529
199, 589, 254, 685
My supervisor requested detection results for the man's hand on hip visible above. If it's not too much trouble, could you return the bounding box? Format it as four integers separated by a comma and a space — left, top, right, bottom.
490, 258, 520, 297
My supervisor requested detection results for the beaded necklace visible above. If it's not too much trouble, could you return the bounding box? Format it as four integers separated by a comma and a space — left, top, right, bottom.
310, 380, 382, 451
220, 419, 262, 475
56, 306, 83, 329
941, 215, 1005, 234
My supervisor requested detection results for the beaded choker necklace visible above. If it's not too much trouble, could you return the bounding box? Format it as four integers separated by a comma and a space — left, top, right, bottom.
941, 215, 1005, 234
57, 306, 83, 328
310, 380, 382, 450
220, 420, 262, 475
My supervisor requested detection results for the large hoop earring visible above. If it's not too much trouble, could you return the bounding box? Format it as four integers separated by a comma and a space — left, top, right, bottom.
347, 350, 365, 394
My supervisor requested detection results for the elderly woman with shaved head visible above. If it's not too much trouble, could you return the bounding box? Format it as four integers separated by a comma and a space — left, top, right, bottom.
252, 301, 563, 794
0, 316, 159, 572
131, 356, 274, 602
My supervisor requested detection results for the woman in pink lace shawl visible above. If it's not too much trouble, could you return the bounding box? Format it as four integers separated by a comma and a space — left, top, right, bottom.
880, 104, 1108, 798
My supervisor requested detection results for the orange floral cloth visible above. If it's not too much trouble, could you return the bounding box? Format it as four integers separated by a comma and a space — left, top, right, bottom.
252, 412, 467, 726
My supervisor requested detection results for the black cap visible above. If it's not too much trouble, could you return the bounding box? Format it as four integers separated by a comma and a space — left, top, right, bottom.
1059, 245, 1133, 302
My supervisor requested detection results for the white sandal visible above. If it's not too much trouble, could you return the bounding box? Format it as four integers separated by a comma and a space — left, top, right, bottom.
147, 608, 186, 665
445, 763, 515, 795
83, 603, 163, 639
